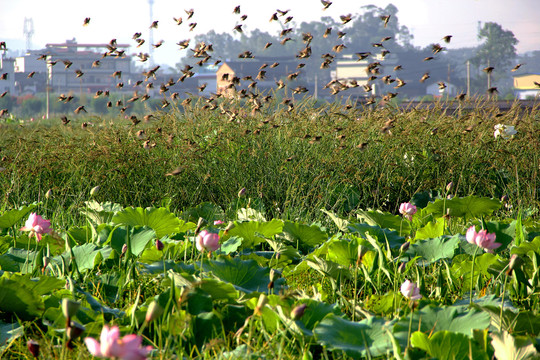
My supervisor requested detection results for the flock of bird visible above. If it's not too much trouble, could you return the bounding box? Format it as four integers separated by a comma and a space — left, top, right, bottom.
0, 1, 527, 134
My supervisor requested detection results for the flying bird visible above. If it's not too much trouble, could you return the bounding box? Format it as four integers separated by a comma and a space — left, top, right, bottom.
75, 106, 87, 114
442, 35, 453, 43
340, 14, 352, 24
511, 64, 523, 72
420, 72, 430, 83
321, 0, 332, 10
83, 17, 91, 26
380, 15, 391, 27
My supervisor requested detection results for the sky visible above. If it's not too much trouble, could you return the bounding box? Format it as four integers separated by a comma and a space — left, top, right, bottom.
1, 0, 540, 69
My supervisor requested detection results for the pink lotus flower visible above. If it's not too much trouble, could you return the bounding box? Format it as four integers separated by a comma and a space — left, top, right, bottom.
196, 230, 220, 252
84, 325, 152, 360
400, 280, 421, 300
213, 220, 224, 225
399, 202, 417, 220
466, 226, 501, 253
19, 213, 52, 241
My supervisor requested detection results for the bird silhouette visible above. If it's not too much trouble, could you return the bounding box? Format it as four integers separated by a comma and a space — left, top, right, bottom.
83, 17, 90, 26
380, 15, 391, 27
75, 106, 87, 114
511, 64, 523, 72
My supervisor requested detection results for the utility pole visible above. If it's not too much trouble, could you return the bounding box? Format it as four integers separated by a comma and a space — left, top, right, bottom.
486, 59, 491, 91
466, 60, 470, 97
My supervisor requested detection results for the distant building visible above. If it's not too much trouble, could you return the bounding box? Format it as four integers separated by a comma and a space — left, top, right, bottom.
332, 54, 398, 97
216, 59, 296, 96
513, 73, 540, 99
14, 38, 134, 95
426, 81, 458, 97
0, 56, 16, 95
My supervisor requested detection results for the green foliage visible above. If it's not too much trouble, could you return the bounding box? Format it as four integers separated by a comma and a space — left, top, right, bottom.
411, 330, 488, 360
112, 207, 183, 239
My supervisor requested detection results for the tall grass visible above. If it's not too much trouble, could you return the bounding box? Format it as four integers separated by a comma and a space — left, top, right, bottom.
1, 97, 538, 225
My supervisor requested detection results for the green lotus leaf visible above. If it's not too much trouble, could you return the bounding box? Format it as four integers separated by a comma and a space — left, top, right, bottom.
202, 257, 284, 293
313, 314, 393, 358
226, 219, 283, 248
407, 235, 460, 265
198, 278, 239, 302
356, 209, 411, 235
0, 276, 44, 320
394, 305, 490, 349
112, 206, 182, 238
71, 243, 112, 272
415, 219, 445, 240
282, 221, 328, 251
423, 196, 501, 220
0, 204, 38, 229
326, 237, 359, 267
109, 225, 155, 257
411, 330, 488, 360
348, 223, 405, 249
491, 331, 538, 360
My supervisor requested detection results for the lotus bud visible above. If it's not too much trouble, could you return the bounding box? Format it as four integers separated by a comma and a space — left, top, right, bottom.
506, 254, 523, 276
238, 187, 246, 198
45, 189, 53, 199
195, 217, 205, 234
290, 303, 307, 320
356, 245, 367, 265
155, 238, 164, 251
398, 262, 407, 273
224, 222, 235, 235
66, 320, 85, 340
27, 340, 40, 358
268, 268, 281, 290
121, 243, 128, 255
254, 293, 268, 315
400, 241, 410, 253
62, 298, 81, 320
501, 194, 509, 202
90, 185, 100, 197
145, 300, 164, 322
446, 182, 453, 192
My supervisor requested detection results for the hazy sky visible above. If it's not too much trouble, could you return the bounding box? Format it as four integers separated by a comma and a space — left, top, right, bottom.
1, 0, 539, 69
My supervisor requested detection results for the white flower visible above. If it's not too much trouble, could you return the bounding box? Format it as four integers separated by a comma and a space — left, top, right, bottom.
494, 124, 517, 139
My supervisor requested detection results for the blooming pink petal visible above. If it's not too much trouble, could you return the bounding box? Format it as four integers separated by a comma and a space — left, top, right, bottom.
466, 226, 477, 245
196, 230, 220, 252
84, 337, 103, 357
400, 280, 421, 300
101, 325, 122, 357
399, 203, 417, 220
19, 213, 52, 242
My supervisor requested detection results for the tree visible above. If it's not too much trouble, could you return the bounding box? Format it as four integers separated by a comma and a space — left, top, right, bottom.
471, 22, 518, 72
469, 22, 518, 94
